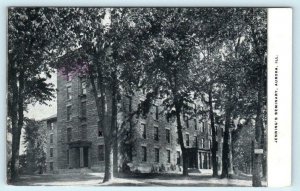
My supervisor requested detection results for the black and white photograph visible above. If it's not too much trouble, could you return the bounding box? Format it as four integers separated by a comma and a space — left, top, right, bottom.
7, 7, 273, 187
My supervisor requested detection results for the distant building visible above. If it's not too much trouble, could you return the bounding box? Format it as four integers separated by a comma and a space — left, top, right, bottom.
40, 114, 58, 172
54, 71, 215, 173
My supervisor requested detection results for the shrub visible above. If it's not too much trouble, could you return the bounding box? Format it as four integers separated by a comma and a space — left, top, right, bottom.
159, 164, 166, 172
134, 168, 141, 174
170, 164, 176, 171
121, 162, 131, 173
151, 165, 159, 173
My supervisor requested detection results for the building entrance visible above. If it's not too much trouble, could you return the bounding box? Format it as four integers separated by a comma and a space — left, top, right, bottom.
83, 147, 89, 167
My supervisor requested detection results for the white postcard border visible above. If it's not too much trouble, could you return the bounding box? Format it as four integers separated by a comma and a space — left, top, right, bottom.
267, 8, 292, 187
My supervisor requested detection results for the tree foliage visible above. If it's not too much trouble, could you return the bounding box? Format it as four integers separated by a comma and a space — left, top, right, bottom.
8, 7, 267, 184
23, 119, 47, 174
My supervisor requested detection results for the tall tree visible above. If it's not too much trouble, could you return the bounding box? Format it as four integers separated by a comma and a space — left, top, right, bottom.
8, 8, 57, 182
56, 8, 149, 182
191, 8, 245, 177
244, 8, 267, 186
23, 119, 47, 174
140, 8, 212, 176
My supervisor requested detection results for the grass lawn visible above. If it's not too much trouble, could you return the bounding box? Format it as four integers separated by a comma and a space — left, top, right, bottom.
10, 170, 267, 187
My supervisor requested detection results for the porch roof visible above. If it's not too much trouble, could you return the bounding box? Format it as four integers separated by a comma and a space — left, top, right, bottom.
68, 140, 92, 148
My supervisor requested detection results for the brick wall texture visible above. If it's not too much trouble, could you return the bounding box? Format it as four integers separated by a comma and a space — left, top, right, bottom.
55, 73, 217, 172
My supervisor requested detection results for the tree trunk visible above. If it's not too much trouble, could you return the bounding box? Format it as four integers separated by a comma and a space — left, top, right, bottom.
221, 88, 233, 179
228, 130, 234, 176
208, 87, 218, 177
252, 84, 263, 187
175, 102, 188, 176
261, 122, 267, 178
220, 106, 231, 178
89, 62, 113, 182
10, 65, 20, 182
111, 71, 119, 177
250, 12, 265, 185
103, 141, 113, 182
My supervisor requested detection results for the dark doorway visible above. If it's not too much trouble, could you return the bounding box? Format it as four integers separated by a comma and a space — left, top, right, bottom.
83, 147, 89, 167
199, 152, 203, 169
204, 153, 208, 169
188, 151, 197, 168
76, 148, 80, 168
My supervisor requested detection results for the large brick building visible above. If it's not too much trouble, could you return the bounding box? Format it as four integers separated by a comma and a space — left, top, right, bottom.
55, 71, 218, 173
42, 114, 58, 172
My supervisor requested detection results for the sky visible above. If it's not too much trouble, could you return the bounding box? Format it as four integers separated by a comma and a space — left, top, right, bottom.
25, 72, 57, 121
24, 9, 112, 121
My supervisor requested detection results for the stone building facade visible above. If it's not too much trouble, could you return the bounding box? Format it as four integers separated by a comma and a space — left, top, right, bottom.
56, 72, 216, 173
41, 114, 58, 172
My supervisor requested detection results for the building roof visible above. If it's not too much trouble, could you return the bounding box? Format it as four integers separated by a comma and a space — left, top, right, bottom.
40, 113, 57, 122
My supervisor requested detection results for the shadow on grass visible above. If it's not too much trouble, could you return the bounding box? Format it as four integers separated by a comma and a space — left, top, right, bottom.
10, 171, 266, 187
11, 173, 104, 186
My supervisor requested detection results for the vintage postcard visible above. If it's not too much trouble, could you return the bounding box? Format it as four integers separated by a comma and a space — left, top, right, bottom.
6, 7, 292, 187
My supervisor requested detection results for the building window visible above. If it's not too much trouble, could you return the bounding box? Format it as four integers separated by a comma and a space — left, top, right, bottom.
166, 115, 170, 123
155, 105, 159, 120
50, 134, 54, 144
194, 119, 197, 130
81, 81, 87, 95
67, 149, 69, 164
67, 106, 72, 121
50, 162, 54, 171
67, 72, 72, 81
142, 146, 147, 162
67, 86, 72, 100
154, 126, 159, 141
67, 128, 72, 142
154, 148, 159, 163
48, 122, 54, 130
204, 122, 207, 132
177, 151, 181, 165
81, 101, 87, 118
167, 150, 171, 163
98, 121, 103, 137
209, 126, 212, 135
141, 124, 146, 139
200, 122, 204, 132
50, 148, 54, 157
185, 134, 190, 146
208, 153, 212, 169
194, 135, 198, 147
201, 138, 205, 148
184, 115, 189, 128
127, 144, 133, 162
209, 140, 212, 149
98, 145, 104, 161
81, 125, 87, 140
166, 129, 170, 143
